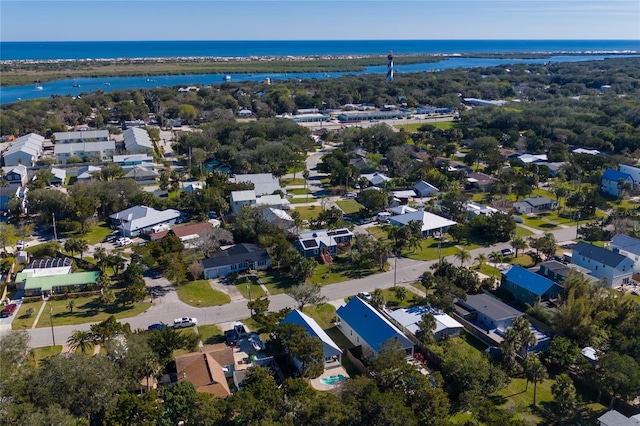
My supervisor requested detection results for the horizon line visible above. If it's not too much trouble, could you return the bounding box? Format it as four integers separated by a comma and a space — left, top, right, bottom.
2, 38, 639, 43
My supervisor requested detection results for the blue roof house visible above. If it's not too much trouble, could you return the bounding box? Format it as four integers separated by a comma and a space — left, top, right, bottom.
601, 168, 634, 198
282, 309, 342, 371
610, 234, 640, 274
336, 296, 414, 359
501, 266, 563, 306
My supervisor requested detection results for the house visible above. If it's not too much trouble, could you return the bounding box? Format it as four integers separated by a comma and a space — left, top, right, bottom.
388, 205, 417, 216
175, 344, 234, 397
336, 296, 414, 359
0, 186, 21, 211
610, 234, 640, 275
54, 141, 115, 163
501, 265, 563, 305
2, 165, 28, 187
517, 153, 548, 164
110, 206, 181, 237
573, 148, 600, 156
3, 133, 44, 167
294, 228, 353, 260
389, 305, 464, 341
113, 153, 154, 169
229, 190, 290, 214
362, 172, 392, 188
233, 173, 282, 196
536, 260, 600, 285
390, 210, 457, 236
75, 165, 101, 182
123, 127, 154, 153
54, 130, 109, 144
455, 293, 523, 331
618, 164, 640, 184
124, 166, 159, 184
150, 221, 214, 247
513, 196, 558, 214
534, 162, 566, 177
18, 271, 100, 297
238, 109, 253, 118
262, 207, 296, 234
49, 168, 66, 186
282, 310, 342, 371
466, 172, 497, 191
201, 243, 271, 279
581, 346, 599, 366
435, 157, 471, 173
413, 180, 439, 197
601, 168, 634, 198
597, 410, 640, 426
571, 241, 634, 288
464, 201, 498, 218
182, 182, 204, 192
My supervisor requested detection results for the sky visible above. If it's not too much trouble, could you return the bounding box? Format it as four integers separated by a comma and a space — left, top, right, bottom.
1, 0, 639, 41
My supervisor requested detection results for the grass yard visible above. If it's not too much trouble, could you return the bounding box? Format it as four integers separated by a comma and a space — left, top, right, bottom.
287, 187, 311, 195
289, 197, 316, 204
368, 225, 389, 241
197, 324, 225, 345
509, 254, 535, 268
256, 269, 297, 295
473, 263, 501, 279
394, 120, 455, 132
80, 222, 113, 245
280, 177, 306, 186
335, 199, 365, 214
293, 205, 322, 222
11, 301, 44, 330
234, 275, 267, 299
380, 288, 421, 309
29, 346, 63, 366
308, 255, 382, 286
494, 377, 555, 424
523, 216, 559, 230
302, 303, 337, 329
35, 294, 151, 328
401, 238, 459, 261
175, 280, 231, 307
515, 226, 535, 238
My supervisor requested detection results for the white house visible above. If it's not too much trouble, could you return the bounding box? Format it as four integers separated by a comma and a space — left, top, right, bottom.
2, 165, 28, 187
336, 296, 413, 359
390, 210, 457, 236
110, 206, 181, 237
517, 153, 548, 164
513, 196, 558, 214
618, 164, 640, 185
389, 306, 464, 341
362, 172, 392, 188
229, 190, 290, 214
3, 133, 44, 166
282, 309, 342, 371
113, 153, 154, 169
610, 234, 640, 275
601, 168, 634, 198
54, 130, 109, 144
413, 180, 439, 197
123, 127, 154, 153
233, 173, 282, 196
571, 241, 634, 288
75, 165, 101, 182
54, 141, 115, 163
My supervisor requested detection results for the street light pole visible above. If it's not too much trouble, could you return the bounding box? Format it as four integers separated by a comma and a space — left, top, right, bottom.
49, 303, 56, 347
393, 251, 398, 288
576, 211, 581, 239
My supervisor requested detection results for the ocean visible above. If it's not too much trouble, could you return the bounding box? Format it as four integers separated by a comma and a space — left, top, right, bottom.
1, 40, 639, 105
2, 40, 639, 61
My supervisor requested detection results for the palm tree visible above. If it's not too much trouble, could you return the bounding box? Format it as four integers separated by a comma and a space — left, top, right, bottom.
139, 352, 161, 391
393, 286, 408, 302
67, 330, 95, 354
524, 355, 548, 406
454, 249, 471, 267
511, 236, 527, 258
75, 239, 88, 260
67, 300, 75, 314
64, 239, 77, 258
474, 253, 487, 270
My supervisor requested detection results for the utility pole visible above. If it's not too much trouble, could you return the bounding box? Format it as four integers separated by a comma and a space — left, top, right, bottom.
393, 251, 398, 288
576, 211, 581, 239
52, 213, 58, 241
49, 303, 56, 346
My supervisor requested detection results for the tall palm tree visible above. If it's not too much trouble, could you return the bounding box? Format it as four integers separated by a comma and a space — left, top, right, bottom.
525, 355, 548, 406
454, 249, 471, 267
474, 253, 487, 270
511, 236, 527, 258
75, 239, 89, 260
67, 330, 95, 354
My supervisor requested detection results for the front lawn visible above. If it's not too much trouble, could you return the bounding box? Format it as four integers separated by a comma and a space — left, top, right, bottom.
368, 225, 390, 241
287, 187, 311, 195
523, 216, 558, 230
401, 238, 459, 261
515, 226, 535, 237
29, 346, 63, 365
256, 269, 297, 295
36, 294, 152, 328
197, 324, 225, 345
509, 254, 535, 268
11, 301, 44, 330
289, 197, 316, 204
82, 222, 114, 245
293, 205, 322, 222
175, 280, 231, 307
336, 199, 365, 214
280, 177, 306, 186
380, 288, 420, 309
308, 255, 382, 286
302, 303, 337, 329
234, 275, 267, 299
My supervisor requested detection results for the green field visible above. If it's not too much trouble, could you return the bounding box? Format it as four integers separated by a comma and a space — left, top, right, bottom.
197, 324, 225, 345
394, 120, 456, 132
309, 255, 382, 286
256, 269, 297, 295
235, 275, 267, 299
336, 199, 365, 214
11, 301, 44, 330
293, 205, 323, 222
401, 238, 459, 261
175, 280, 231, 307
289, 197, 316, 204
34, 294, 151, 328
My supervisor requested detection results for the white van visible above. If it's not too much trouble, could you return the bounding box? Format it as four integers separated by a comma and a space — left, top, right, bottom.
377, 212, 391, 223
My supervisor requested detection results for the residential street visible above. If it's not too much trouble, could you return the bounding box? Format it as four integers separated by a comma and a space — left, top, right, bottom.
9, 225, 580, 348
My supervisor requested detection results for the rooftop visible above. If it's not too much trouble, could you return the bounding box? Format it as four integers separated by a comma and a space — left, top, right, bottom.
23, 271, 100, 292
282, 310, 341, 358
503, 265, 557, 296
573, 241, 629, 268
610, 233, 640, 256
459, 293, 523, 322
602, 168, 632, 182
201, 243, 270, 269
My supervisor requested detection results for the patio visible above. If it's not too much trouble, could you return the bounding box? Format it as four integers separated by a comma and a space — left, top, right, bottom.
309, 365, 350, 391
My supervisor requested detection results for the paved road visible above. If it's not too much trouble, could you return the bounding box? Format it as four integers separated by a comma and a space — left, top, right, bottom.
11, 224, 581, 348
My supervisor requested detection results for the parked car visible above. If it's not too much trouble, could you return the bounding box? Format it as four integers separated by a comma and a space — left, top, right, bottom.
1, 303, 18, 318
147, 323, 167, 331
116, 237, 133, 247
344, 192, 357, 199
501, 248, 515, 257
358, 292, 372, 301
15, 240, 28, 250
173, 317, 197, 328
225, 329, 239, 346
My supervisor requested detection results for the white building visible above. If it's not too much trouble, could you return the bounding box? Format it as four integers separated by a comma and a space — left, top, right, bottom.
610, 234, 640, 274
229, 190, 290, 214
54, 130, 109, 144
390, 210, 457, 236
390, 306, 464, 341
282, 309, 342, 371
110, 206, 181, 237
3, 133, 44, 166
233, 173, 282, 196
55, 141, 115, 163
123, 127, 154, 153
572, 241, 634, 288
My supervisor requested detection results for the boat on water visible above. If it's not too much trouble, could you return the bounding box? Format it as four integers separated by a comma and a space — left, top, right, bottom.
35, 81, 43, 90
72, 84, 80, 88
223, 75, 231, 81
103, 82, 111, 86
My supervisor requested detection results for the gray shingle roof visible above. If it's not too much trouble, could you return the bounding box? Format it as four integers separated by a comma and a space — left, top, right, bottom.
459, 293, 523, 322
573, 241, 628, 268
610, 234, 640, 256
201, 243, 270, 269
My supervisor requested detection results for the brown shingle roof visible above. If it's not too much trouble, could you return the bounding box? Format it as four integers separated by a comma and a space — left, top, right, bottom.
175, 344, 234, 398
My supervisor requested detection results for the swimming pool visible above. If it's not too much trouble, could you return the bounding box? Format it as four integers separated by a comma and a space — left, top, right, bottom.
320, 374, 347, 386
